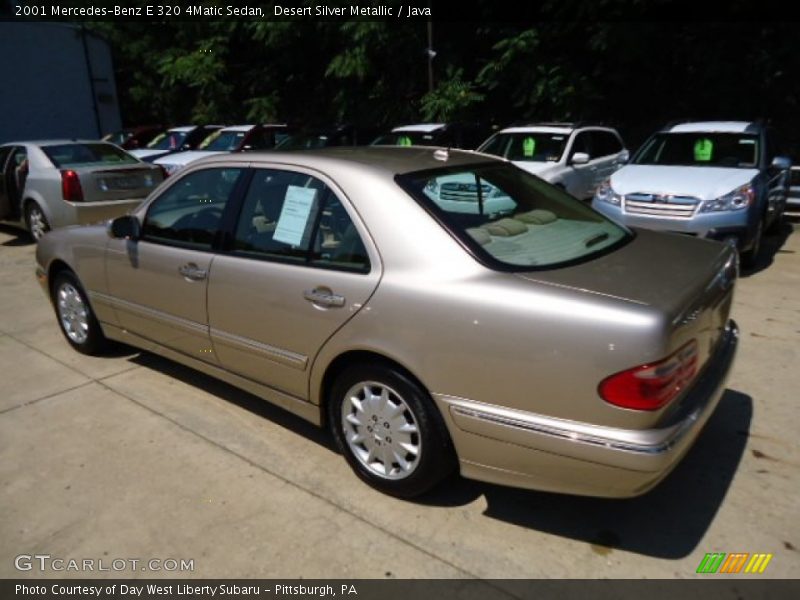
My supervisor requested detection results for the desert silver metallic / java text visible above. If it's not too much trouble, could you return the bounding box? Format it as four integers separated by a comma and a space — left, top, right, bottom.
57, 283, 89, 344
341, 381, 421, 480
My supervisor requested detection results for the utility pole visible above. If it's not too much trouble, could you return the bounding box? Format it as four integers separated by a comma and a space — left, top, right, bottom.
426, 19, 435, 93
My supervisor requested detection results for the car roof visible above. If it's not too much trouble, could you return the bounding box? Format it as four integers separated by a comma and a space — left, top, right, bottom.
392, 123, 446, 133
499, 126, 574, 135
666, 121, 756, 133
2, 139, 113, 147
195, 146, 495, 176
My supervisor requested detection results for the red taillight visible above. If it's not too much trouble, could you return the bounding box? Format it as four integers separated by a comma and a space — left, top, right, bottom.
61, 170, 83, 202
599, 340, 699, 411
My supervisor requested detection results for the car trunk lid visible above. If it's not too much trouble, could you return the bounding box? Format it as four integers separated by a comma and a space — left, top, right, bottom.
75, 164, 163, 202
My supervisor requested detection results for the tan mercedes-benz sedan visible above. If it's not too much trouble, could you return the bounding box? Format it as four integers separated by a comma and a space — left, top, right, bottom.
35, 147, 738, 498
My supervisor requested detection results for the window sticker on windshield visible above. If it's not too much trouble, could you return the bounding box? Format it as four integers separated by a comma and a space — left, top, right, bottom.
694, 138, 714, 161
523, 137, 536, 157
398, 135, 413, 146
273, 186, 319, 247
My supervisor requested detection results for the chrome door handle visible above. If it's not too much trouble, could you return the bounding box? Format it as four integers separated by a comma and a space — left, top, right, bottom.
303, 288, 345, 308
178, 263, 207, 281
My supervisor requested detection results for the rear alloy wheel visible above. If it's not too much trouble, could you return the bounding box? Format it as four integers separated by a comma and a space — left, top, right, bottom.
24, 202, 50, 241
329, 364, 456, 498
52, 271, 108, 355
740, 217, 763, 268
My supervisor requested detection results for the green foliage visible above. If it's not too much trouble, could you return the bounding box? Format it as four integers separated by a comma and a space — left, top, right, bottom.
421, 68, 484, 121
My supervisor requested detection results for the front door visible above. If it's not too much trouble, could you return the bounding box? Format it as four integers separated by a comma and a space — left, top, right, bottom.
207, 167, 381, 399
105, 166, 245, 360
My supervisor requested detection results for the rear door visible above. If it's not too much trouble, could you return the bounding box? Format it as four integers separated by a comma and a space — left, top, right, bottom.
565, 131, 596, 199
207, 166, 381, 400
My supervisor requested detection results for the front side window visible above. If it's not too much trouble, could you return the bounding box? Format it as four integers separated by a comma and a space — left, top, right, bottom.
142, 168, 243, 249
634, 133, 760, 168
232, 169, 369, 272
479, 133, 568, 163
43, 143, 139, 168
397, 163, 631, 270
591, 131, 623, 157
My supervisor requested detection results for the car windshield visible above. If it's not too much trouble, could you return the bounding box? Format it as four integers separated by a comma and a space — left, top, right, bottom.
397, 163, 631, 270
479, 132, 568, 163
146, 130, 189, 150
198, 130, 247, 151
43, 143, 140, 168
275, 133, 333, 150
633, 132, 760, 168
372, 131, 444, 146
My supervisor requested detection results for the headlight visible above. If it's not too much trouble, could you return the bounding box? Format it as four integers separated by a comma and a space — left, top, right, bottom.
163, 163, 182, 175
594, 179, 621, 205
700, 184, 754, 212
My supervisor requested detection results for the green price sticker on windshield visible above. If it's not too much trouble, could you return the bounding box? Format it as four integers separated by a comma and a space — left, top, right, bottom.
523, 137, 536, 157
398, 135, 413, 147
694, 138, 713, 162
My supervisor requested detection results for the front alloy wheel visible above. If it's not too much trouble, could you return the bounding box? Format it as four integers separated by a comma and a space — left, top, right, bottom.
52, 271, 108, 355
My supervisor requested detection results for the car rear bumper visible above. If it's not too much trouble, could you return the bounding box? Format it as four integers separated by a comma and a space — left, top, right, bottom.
433, 320, 738, 498
52, 198, 145, 229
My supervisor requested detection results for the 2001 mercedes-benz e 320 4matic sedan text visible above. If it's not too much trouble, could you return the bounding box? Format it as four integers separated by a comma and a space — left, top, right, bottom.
35, 147, 738, 498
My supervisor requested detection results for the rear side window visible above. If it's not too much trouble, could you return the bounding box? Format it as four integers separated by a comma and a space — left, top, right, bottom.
232, 168, 370, 272
43, 143, 139, 168
143, 168, 243, 250
591, 131, 624, 157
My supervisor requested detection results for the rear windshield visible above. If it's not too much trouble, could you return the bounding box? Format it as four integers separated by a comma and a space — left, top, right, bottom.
199, 130, 247, 151
397, 163, 631, 270
372, 131, 444, 146
479, 132, 568, 163
43, 143, 139, 168
634, 132, 760, 168
146, 130, 189, 150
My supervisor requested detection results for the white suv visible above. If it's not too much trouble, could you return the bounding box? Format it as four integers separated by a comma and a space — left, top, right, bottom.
477, 123, 629, 200
592, 121, 791, 266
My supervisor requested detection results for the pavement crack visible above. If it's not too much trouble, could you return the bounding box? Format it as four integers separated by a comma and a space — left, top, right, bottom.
0, 381, 94, 415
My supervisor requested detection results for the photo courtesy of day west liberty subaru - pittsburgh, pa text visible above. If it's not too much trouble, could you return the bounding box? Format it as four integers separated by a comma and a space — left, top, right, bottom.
42, 4, 432, 18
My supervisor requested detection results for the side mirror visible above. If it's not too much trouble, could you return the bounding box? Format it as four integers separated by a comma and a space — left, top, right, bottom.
571, 152, 590, 165
771, 156, 791, 170
619, 149, 630, 163
108, 215, 141, 240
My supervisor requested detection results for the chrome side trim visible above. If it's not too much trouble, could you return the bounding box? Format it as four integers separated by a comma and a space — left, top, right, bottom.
448, 402, 687, 455
89, 291, 206, 335
210, 327, 308, 370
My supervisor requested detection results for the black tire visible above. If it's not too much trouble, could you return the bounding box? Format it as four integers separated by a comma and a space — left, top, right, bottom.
51, 271, 108, 355
740, 217, 763, 268
328, 363, 456, 498
24, 201, 50, 242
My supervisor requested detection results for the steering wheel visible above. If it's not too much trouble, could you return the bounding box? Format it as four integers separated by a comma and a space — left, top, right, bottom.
172, 207, 223, 231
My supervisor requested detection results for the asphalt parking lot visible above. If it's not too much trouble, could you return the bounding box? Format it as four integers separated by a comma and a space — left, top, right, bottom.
0, 221, 798, 580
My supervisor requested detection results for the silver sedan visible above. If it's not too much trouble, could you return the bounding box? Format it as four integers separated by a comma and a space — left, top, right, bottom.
34, 147, 738, 498
0, 140, 163, 240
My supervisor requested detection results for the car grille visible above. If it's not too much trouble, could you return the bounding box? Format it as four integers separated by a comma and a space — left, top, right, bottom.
440, 182, 492, 202
623, 193, 700, 218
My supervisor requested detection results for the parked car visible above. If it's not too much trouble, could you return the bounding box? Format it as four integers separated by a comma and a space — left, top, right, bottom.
102, 125, 165, 150
477, 122, 629, 200
35, 147, 738, 499
275, 124, 377, 150
128, 125, 224, 162
372, 123, 492, 150
787, 166, 800, 215
592, 121, 791, 266
0, 140, 163, 240
154, 124, 289, 176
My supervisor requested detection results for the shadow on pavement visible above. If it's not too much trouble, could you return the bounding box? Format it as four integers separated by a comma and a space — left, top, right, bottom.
423, 389, 753, 559
0, 223, 33, 246
741, 217, 795, 277
129, 352, 336, 451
